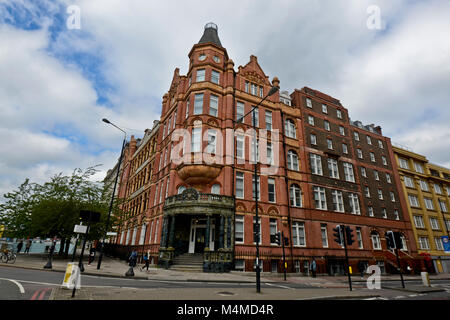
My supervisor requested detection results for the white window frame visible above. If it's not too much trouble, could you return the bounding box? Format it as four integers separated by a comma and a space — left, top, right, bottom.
285, 119, 296, 138
236, 101, 244, 122
236, 134, 244, 159
306, 98, 312, 108
324, 120, 330, 131
349, 193, 361, 215
196, 69, 205, 82
194, 93, 204, 114
265, 110, 272, 131
419, 237, 430, 250
342, 143, 348, 154
414, 215, 425, 228
308, 115, 315, 126
424, 198, 434, 210
321, 224, 329, 248
290, 184, 302, 207
292, 221, 306, 247
236, 172, 244, 199
328, 158, 339, 179
268, 178, 276, 203
327, 138, 333, 150
368, 206, 374, 217
386, 173, 392, 184
191, 127, 201, 152
343, 162, 355, 182
310, 154, 323, 175
209, 94, 219, 117
211, 70, 220, 84
310, 134, 317, 145
252, 174, 260, 201
331, 190, 344, 213
404, 176, 414, 188
356, 228, 363, 249
314, 186, 327, 210
235, 215, 244, 244
399, 158, 409, 169
322, 104, 328, 114
139, 224, 147, 245
371, 233, 381, 250
287, 150, 299, 171
429, 217, 440, 230
354, 132, 359, 141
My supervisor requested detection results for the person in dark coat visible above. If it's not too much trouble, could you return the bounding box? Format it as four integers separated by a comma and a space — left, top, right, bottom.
88, 246, 96, 265
24, 239, 32, 253
310, 258, 317, 278
16, 240, 24, 253
358, 261, 366, 279
129, 250, 138, 268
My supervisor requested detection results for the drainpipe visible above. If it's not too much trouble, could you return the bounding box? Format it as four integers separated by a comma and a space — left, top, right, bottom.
280, 110, 295, 273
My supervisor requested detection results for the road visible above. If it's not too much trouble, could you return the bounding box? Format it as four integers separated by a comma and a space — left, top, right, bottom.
1, 266, 450, 300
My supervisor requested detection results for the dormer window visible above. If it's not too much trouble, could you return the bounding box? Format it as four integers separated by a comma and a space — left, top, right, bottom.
199, 54, 206, 61
213, 56, 220, 63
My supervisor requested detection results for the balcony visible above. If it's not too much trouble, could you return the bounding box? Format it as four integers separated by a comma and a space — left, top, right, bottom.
164, 188, 234, 214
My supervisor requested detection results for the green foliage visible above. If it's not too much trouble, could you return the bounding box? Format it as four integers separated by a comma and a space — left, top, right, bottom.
0, 166, 121, 241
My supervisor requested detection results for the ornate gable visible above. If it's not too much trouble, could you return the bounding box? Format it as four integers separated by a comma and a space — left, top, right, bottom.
238, 55, 271, 86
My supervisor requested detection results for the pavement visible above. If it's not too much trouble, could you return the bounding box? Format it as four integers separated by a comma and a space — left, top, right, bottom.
2, 252, 450, 300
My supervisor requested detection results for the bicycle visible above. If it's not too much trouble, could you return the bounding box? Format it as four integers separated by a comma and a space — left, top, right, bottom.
1, 250, 17, 264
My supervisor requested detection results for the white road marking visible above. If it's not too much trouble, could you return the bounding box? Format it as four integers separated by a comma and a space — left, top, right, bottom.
265, 282, 294, 290
0, 278, 25, 294
394, 296, 406, 299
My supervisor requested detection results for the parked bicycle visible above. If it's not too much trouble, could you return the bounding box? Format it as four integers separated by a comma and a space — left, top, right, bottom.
1, 248, 17, 264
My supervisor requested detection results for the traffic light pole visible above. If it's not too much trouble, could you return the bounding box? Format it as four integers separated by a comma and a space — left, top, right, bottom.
395, 248, 405, 288
341, 225, 352, 291
281, 231, 286, 281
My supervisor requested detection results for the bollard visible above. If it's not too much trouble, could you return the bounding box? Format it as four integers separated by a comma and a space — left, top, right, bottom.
421, 271, 430, 287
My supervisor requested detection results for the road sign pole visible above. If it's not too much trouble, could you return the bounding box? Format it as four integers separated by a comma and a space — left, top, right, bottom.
341, 224, 352, 291
395, 248, 405, 288
72, 212, 92, 298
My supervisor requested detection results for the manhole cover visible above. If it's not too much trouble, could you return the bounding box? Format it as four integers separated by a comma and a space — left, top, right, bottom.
216, 291, 235, 296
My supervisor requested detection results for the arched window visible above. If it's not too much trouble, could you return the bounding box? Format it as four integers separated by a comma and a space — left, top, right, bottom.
287, 150, 299, 171
371, 231, 381, 250
290, 184, 302, 207
285, 119, 296, 138
177, 186, 186, 194
211, 184, 221, 194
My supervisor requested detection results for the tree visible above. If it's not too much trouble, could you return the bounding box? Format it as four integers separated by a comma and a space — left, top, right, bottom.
1, 166, 121, 258
0, 179, 38, 238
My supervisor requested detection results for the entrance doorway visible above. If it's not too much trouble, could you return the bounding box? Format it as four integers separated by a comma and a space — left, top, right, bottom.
188, 218, 215, 254
194, 227, 206, 253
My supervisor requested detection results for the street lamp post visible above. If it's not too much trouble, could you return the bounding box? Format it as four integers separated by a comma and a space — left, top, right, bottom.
235, 86, 279, 293
97, 118, 127, 270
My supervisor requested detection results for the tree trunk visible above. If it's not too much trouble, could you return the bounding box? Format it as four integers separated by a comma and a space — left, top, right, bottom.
58, 237, 65, 255
64, 238, 71, 259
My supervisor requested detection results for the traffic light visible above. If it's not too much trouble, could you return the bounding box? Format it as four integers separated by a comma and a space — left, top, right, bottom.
345, 226, 355, 246
333, 225, 343, 245
393, 231, 404, 250
283, 236, 289, 246
274, 232, 281, 245
385, 231, 396, 249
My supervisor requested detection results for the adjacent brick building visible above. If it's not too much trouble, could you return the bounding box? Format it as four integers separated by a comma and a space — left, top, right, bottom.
110, 23, 424, 274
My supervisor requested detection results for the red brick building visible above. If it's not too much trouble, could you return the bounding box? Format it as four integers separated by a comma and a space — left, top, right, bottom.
111, 23, 420, 274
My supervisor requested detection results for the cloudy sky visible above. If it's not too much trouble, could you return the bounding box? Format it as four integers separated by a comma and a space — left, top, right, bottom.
0, 0, 449, 200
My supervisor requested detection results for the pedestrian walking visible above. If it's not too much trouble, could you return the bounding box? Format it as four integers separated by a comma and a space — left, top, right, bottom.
358, 261, 365, 279
140, 252, 150, 272
310, 258, 317, 278
24, 239, 32, 253
16, 240, 24, 253
129, 250, 138, 268
88, 246, 96, 265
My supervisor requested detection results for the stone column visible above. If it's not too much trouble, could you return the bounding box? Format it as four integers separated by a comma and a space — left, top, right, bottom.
161, 216, 168, 248
168, 215, 176, 248
219, 215, 224, 249
227, 216, 232, 249
205, 215, 211, 251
